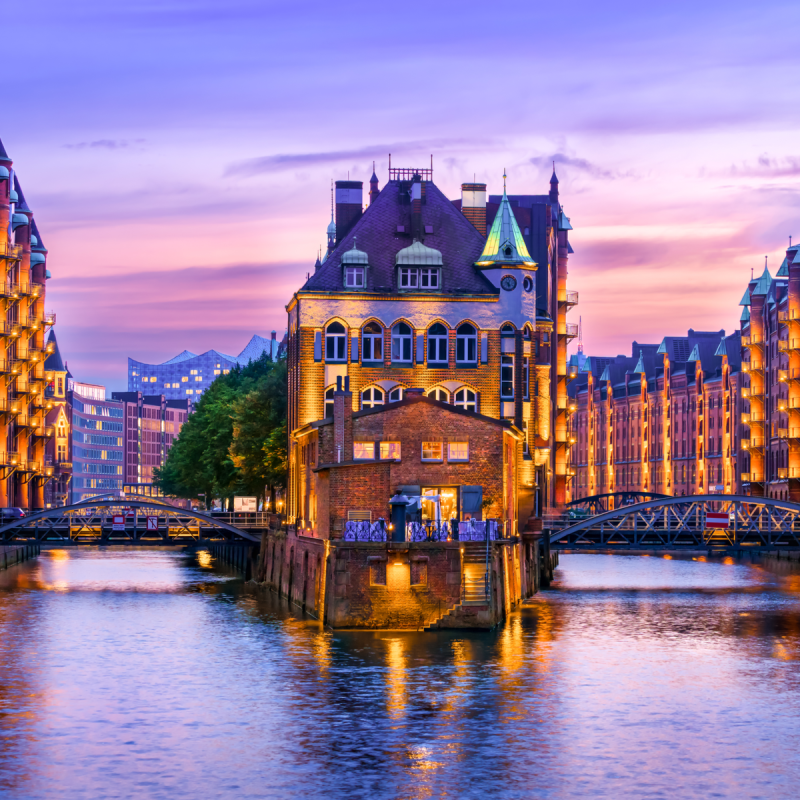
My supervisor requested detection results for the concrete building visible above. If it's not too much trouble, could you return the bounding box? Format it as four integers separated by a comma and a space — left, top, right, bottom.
0, 137, 58, 509
287, 163, 576, 529
128, 332, 285, 400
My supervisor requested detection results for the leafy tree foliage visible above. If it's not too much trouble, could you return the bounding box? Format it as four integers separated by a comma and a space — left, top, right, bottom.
154, 353, 286, 508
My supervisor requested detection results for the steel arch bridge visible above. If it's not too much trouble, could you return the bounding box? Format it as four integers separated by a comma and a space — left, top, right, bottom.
566, 492, 669, 515
0, 499, 261, 544
551, 494, 800, 551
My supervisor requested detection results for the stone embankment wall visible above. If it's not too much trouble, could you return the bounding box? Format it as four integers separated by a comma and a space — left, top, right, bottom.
255, 528, 552, 631
0, 543, 40, 572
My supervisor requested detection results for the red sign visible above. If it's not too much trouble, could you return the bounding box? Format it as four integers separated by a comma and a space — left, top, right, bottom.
147, 516, 159, 531
706, 511, 730, 529
112, 515, 125, 532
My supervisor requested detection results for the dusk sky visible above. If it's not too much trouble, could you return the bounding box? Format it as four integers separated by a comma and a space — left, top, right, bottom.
4, 0, 799, 389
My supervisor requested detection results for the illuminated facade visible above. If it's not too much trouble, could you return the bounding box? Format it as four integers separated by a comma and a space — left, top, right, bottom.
287, 164, 576, 530
0, 138, 57, 509
44, 331, 71, 506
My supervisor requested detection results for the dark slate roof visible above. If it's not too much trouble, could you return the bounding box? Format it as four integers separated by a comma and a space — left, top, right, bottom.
44, 330, 65, 372
13, 176, 31, 213
0, 137, 9, 164
31, 218, 46, 252
302, 180, 497, 295
723, 331, 742, 371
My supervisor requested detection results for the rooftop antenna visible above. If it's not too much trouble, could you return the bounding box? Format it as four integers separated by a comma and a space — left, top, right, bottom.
577, 316, 584, 355
503, 168, 507, 192
791, 235, 793, 247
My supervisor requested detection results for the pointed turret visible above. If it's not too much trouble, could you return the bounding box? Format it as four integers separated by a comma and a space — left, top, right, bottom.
0, 137, 10, 166
714, 336, 727, 357
752, 263, 772, 296
739, 288, 751, 306
369, 161, 380, 205
326, 181, 336, 254
631, 349, 646, 375
549, 164, 559, 203
476, 174, 536, 268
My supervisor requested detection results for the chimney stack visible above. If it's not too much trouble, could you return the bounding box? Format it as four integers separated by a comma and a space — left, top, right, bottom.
333, 375, 353, 465
335, 180, 363, 244
461, 183, 487, 235
410, 175, 423, 240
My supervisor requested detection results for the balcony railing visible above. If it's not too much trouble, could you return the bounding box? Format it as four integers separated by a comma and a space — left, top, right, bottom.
779, 340, 789, 352
564, 323, 579, 339
0, 283, 20, 298
779, 370, 789, 382
44, 311, 56, 327
33, 424, 53, 439
564, 290, 579, 307
17, 283, 41, 298
0, 452, 21, 467
741, 472, 751, 482
741, 412, 751, 424
0, 242, 22, 259
778, 429, 789, 439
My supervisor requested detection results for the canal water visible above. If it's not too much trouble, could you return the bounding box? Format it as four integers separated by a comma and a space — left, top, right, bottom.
1, 549, 799, 799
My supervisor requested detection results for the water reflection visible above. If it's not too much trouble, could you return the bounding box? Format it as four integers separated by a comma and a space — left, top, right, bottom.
0, 550, 799, 798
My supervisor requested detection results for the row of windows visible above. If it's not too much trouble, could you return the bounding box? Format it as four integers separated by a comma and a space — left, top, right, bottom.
352, 441, 469, 462
72, 401, 124, 418
73, 433, 123, 446
73, 416, 124, 432
73, 478, 122, 489
74, 447, 124, 461
343, 266, 440, 290
323, 321, 530, 363
323, 386, 479, 416
74, 463, 123, 474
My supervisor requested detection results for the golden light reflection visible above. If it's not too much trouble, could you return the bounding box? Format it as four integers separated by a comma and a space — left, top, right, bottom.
663, 554, 672, 560
49, 549, 70, 562
196, 550, 213, 568
723, 557, 735, 566
386, 637, 407, 720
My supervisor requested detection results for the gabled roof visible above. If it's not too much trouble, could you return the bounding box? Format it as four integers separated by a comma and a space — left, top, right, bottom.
476, 185, 536, 267
631, 350, 646, 374
302, 180, 497, 295
599, 364, 610, 381
13, 176, 31, 213
557, 209, 573, 231
714, 337, 727, 357
777, 257, 789, 278
687, 344, 700, 363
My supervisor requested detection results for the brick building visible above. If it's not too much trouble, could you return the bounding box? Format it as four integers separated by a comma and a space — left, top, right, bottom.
0, 137, 58, 509
287, 163, 576, 527
568, 237, 800, 503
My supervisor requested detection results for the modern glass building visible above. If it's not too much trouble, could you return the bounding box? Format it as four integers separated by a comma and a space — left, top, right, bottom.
127, 332, 284, 400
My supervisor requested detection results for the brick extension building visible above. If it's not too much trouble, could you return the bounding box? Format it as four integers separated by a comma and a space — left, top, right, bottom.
287, 164, 576, 528
0, 137, 58, 509
568, 238, 800, 503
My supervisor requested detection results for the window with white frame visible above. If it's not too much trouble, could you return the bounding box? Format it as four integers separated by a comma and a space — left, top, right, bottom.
428, 387, 449, 403
345, 266, 365, 288
325, 322, 346, 361
324, 387, 335, 418
398, 267, 439, 289
427, 323, 448, 363
419, 268, 439, 289
391, 322, 412, 362
448, 442, 469, 462
362, 322, 383, 361
456, 323, 477, 363
361, 386, 385, 409
454, 388, 477, 411
501, 323, 515, 337
353, 442, 375, 460
388, 386, 404, 402
380, 441, 401, 460
398, 268, 418, 289
421, 441, 443, 461
501, 355, 514, 399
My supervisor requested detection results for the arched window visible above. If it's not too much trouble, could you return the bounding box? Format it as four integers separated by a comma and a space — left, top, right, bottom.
361, 386, 384, 409
362, 322, 383, 362
501, 323, 515, 337
456, 323, 477, 363
325, 322, 346, 361
522, 326, 532, 340
388, 386, 404, 402
454, 388, 477, 411
427, 387, 449, 403
324, 387, 335, 418
391, 322, 412, 363
427, 323, 448, 364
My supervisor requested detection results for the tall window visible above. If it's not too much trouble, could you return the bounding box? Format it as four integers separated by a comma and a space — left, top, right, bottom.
428, 388, 449, 403
391, 322, 412, 362
523, 357, 530, 399
428, 323, 448, 364
501, 323, 515, 337
398, 268, 418, 289
456, 323, 477, 363
324, 387, 335, 418
501, 355, 514, 399
362, 322, 383, 362
325, 322, 346, 361
361, 387, 384, 409
454, 388, 477, 411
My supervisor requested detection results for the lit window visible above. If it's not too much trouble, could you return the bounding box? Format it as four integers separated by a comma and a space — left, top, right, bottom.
214, 370, 220, 375
190, 370, 198, 375
501, 355, 514, 399
448, 442, 469, 462
216, 363, 220, 368
388, 386, 404, 402
380, 442, 401, 460
361, 386, 384, 409
325, 321, 347, 361
523, 357, 530, 400
223, 369, 230, 374
427, 323, 448, 363
345, 266, 365, 288
362, 322, 383, 361
454, 388, 477, 411
391, 322, 413, 362
186, 389, 194, 395
353, 442, 375, 460
428, 387, 449, 403
422, 442, 443, 461
195, 376, 202, 381
181, 377, 188, 383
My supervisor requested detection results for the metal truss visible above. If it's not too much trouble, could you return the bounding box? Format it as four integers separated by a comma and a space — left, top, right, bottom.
551, 494, 800, 550
0, 499, 260, 544
566, 491, 670, 515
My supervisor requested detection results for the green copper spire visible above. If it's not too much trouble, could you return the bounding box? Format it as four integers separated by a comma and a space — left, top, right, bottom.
740, 306, 750, 322
599, 364, 610, 382
687, 344, 701, 363
631, 349, 646, 375
476, 173, 536, 268
714, 336, 727, 357
752, 263, 772, 296
739, 288, 751, 306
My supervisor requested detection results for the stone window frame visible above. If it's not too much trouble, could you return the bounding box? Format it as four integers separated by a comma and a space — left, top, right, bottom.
362, 321, 384, 362
360, 386, 385, 409
391, 321, 413, 363
325, 321, 347, 362
427, 322, 449, 364
453, 387, 477, 412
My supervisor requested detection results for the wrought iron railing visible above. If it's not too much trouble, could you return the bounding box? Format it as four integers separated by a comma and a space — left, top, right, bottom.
343, 519, 388, 542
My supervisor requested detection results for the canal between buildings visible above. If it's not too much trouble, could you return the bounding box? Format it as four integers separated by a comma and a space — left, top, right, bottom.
1, 548, 800, 799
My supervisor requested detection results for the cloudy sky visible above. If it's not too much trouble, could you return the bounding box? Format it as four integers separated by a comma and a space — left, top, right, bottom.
4, 0, 800, 388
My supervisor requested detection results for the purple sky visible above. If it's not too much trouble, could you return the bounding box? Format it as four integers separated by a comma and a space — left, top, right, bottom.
4, 0, 800, 388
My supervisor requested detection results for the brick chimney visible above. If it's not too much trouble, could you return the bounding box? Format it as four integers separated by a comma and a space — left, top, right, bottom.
410, 175, 423, 240
335, 180, 363, 244
461, 183, 487, 235
333, 375, 353, 463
